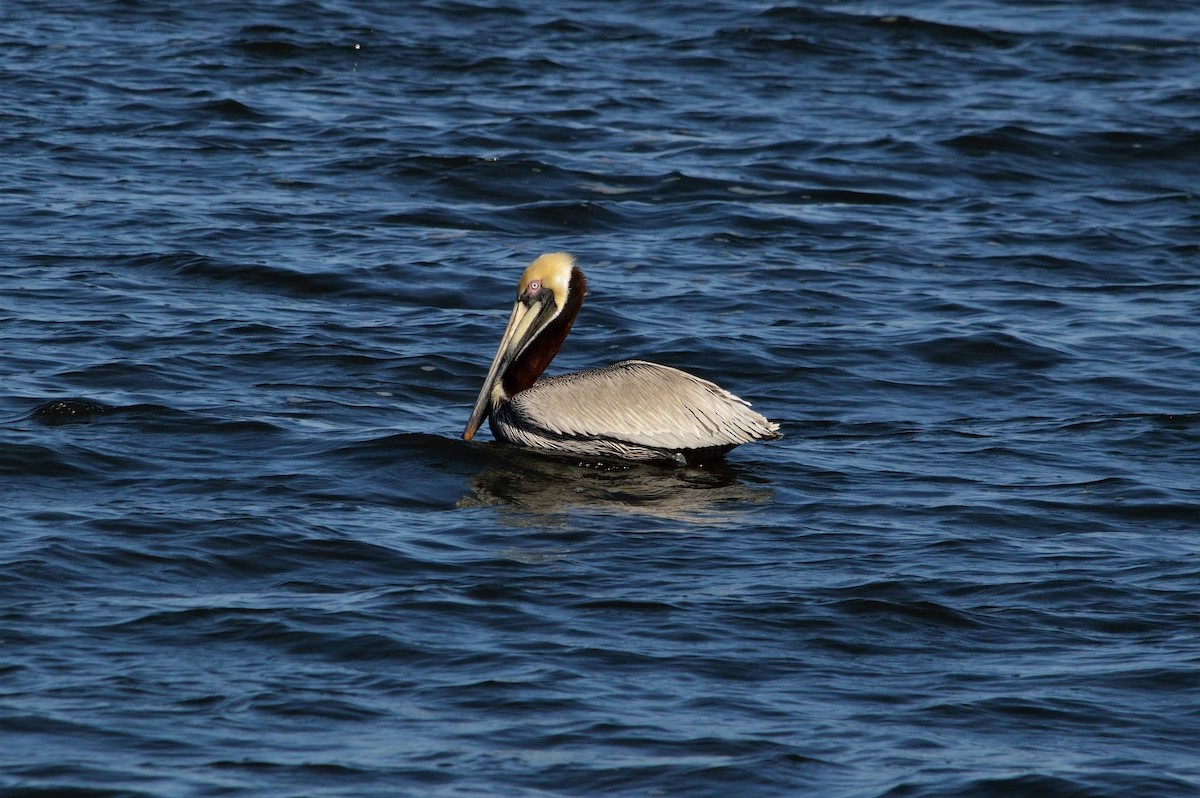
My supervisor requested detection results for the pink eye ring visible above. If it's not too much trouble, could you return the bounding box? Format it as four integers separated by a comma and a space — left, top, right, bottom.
528, 279, 542, 292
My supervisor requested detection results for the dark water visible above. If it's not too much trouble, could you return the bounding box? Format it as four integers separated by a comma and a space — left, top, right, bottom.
2, 1, 1199, 796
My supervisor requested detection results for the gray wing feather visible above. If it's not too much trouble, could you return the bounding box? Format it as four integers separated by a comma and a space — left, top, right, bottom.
508, 360, 779, 450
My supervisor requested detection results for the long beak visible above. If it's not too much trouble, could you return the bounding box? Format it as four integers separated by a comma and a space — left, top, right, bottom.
462, 298, 547, 440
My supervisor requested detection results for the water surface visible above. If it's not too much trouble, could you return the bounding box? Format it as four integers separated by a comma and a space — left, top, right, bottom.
2, 1, 1198, 796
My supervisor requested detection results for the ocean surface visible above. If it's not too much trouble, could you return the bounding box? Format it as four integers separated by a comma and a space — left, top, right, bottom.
2, 1, 1198, 796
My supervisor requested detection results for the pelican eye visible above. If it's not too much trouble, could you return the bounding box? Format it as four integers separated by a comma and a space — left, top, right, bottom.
521, 279, 546, 305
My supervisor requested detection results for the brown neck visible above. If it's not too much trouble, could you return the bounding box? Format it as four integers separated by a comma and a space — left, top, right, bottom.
502, 266, 587, 397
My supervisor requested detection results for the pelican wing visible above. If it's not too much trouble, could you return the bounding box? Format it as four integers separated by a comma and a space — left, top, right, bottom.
508, 360, 779, 451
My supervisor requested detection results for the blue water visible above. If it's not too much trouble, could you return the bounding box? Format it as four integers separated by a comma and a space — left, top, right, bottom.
2, 2, 1199, 796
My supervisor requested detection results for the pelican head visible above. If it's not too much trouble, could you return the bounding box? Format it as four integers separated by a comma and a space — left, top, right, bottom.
463, 253, 586, 440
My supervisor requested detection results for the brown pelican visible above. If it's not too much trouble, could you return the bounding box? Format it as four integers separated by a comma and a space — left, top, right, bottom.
462, 253, 780, 464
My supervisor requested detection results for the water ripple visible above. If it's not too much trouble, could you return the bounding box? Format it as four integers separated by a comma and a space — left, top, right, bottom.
2, 1, 1199, 797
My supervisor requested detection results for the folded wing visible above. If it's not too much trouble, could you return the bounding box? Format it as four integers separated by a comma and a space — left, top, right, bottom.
508, 360, 780, 451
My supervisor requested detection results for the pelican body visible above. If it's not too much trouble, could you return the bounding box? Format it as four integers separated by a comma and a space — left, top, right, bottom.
463, 253, 779, 464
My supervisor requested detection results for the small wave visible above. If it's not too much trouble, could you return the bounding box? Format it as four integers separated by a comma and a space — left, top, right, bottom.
123, 252, 366, 297
190, 98, 273, 121
0, 443, 91, 477
907, 331, 1067, 370
941, 125, 1064, 156
755, 6, 1018, 50
875, 772, 1144, 798
28, 398, 113, 424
